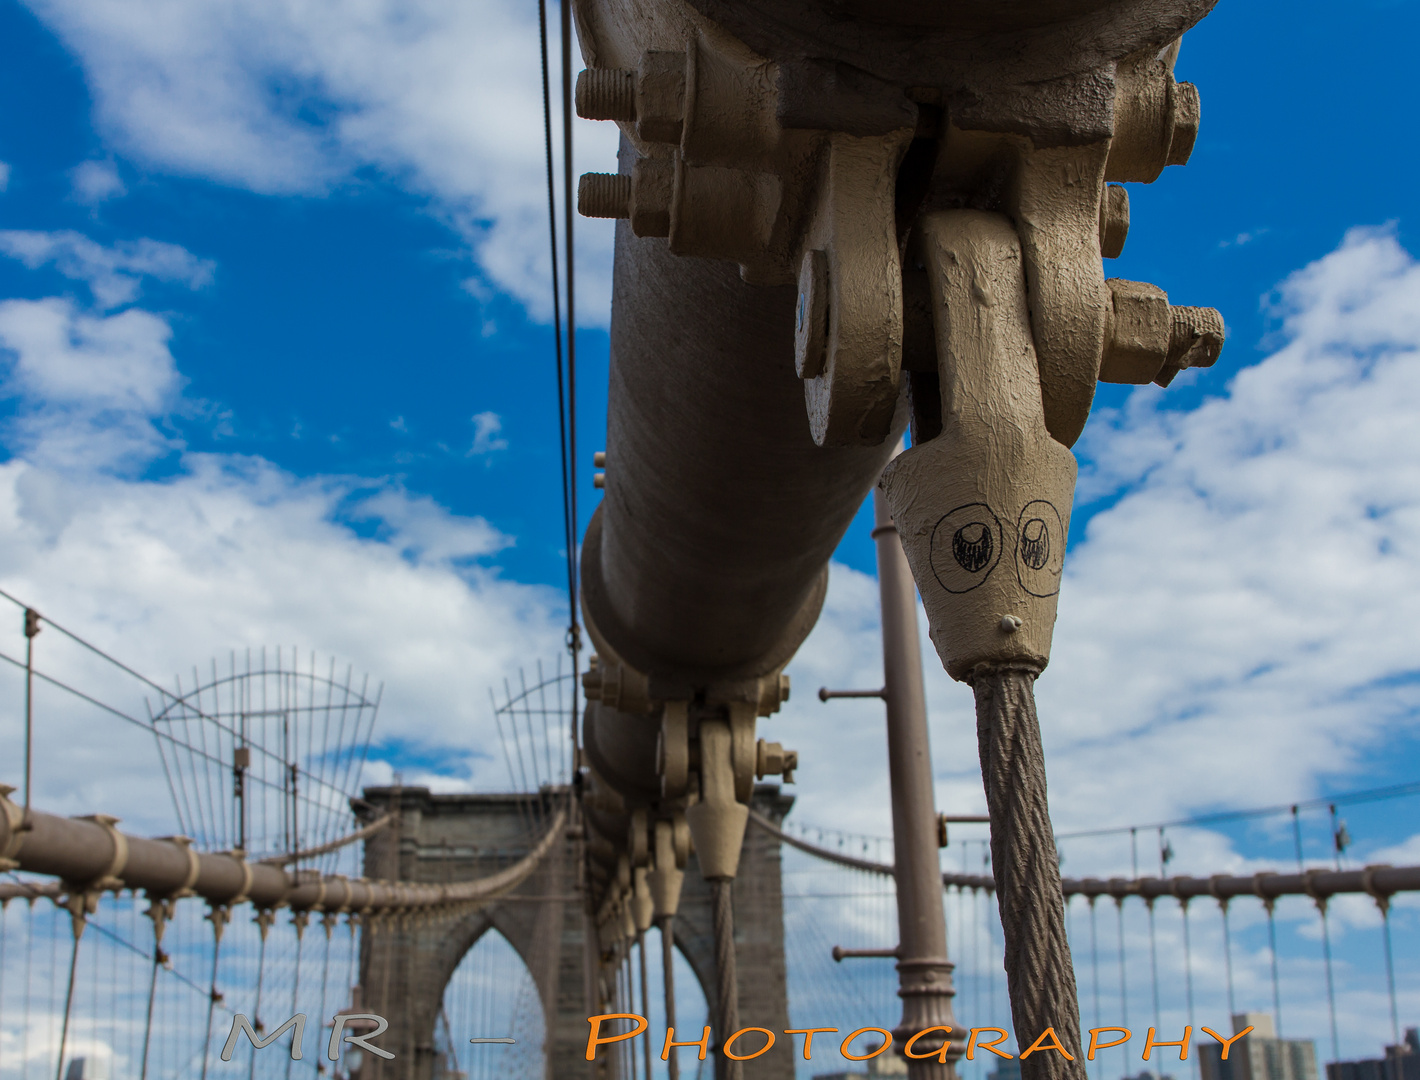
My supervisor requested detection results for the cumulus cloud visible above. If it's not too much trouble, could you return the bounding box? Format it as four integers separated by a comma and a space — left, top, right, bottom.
69, 158, 126, 205
468, 410, 509, 456
0, 297, 184, 472
0, 241, 562, 838
0, 230, 214, 308
21, 0, 619, 321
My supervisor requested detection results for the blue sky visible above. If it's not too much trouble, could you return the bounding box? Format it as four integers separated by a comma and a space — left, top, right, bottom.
1, 0, 1419, 1063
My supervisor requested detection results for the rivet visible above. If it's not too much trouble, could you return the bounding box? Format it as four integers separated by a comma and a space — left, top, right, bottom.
999, 615, 1022, 633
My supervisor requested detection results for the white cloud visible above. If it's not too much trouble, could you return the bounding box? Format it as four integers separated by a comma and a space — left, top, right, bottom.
0, 230, 214, 308
69, 158, 126, 205
22, 0, 619, 322
0, 161, 10, 192
0, 297, 183, 472
1040, 226, 1420, 840
0, 239, 562, 839
468, 410, 508, 456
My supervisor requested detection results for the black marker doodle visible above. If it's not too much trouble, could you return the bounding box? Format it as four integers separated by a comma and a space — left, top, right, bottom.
929, 503, 1003, 593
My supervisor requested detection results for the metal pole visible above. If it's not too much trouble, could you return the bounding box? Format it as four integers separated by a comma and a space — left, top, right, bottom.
872, 477, 960, 1079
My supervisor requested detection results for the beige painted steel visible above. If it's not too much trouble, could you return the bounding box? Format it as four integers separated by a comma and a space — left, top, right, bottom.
0, 788, 564, 914
883, 211, 1077, 680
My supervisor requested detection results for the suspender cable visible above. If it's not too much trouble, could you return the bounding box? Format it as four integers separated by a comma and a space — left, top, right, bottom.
1381, 901, 1399, 1044
639, 933, 652, 1080
249, 912, 272, 1080
1089, 898, 1101, 1073
661, 919, 680, 1080
1220, 900, 1236, 1018
1181, 900, 1195, 1079
1115, 900, 1129, 1076
199, 907, 227, 1080
1266, 900, 1283, 1037
1146, 898, 1160, 1034
1319, 900, 1339, 1064
286, 917, 306, 1080
54, 914, 82, 1080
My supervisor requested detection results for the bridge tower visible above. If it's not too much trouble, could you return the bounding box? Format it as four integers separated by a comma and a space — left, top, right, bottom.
356, 784, 795, 1080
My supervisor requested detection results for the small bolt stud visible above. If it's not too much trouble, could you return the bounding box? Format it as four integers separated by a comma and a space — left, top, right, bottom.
578, 173, 631, 219
1156, 305, 1224, 386
999, 615, 1023, 634
575, 68, 636, 122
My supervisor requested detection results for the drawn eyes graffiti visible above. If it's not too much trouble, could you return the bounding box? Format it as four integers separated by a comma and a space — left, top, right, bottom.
929, 503, 1003, 593
928, 500, 1065, 598
1014, 500, 1064, 597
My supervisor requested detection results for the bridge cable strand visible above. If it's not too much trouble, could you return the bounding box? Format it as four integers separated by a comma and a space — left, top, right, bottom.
660, 916, 680, 1080
710, 879, 743, 1080
639, 931, 653, 1080
968, 664, 1085, 1080
1266, 902, 1282, 1037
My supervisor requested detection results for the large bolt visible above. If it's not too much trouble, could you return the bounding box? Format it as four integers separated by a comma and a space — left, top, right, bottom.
1099, 279, 1224, 386
575, 68, 636, 122
577, 173, 631, 219
1099, 183, 1130, 259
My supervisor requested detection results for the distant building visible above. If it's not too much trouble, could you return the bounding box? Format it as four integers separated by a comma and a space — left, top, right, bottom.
1199, 1013, 1318, 1080
63, 1059, 110, 1080
1326, 1027, 1420, 1080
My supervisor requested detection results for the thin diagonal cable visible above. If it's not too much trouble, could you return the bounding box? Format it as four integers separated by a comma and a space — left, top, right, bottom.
1319, 902, 1338, 1063
535, 0, 574, 624
560, 0, 582, 749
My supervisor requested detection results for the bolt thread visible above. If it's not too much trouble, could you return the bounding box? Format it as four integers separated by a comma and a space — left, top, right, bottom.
578, 173, 632, 219
575, 68, 636, 122
1168, 306, 1224, 364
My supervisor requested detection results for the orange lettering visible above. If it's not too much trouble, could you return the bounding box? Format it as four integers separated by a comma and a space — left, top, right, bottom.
1021, 1029, 1074, 1061
724, 1028, 774, 1061
1088, 1028, 1132, 1060
1144, 1027, 1192, 1061
905, 1027, 955, 1064
584, 1014, 647, 1061
661, 1027, 711, 1062
1202, 1027, 1252, 1060
784, 1029, 838, 1059
841, 1028, 894, 1061
967, 1029, 1014, 1060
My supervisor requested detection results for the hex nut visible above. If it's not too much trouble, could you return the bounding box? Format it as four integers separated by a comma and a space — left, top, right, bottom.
1099, 279, 1171, 384
636, 51, 685, 145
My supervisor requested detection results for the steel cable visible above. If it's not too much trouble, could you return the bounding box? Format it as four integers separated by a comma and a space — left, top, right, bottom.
968, 664, 1084, 1080
710, 880, 742, 1080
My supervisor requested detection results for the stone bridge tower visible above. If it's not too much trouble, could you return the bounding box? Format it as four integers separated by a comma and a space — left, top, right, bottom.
356, 784, 795, 1080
